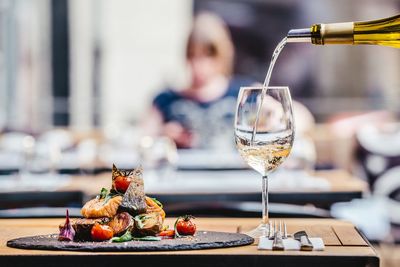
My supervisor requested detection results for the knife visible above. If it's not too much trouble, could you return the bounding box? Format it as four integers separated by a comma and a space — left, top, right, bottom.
293, 231, 314, 251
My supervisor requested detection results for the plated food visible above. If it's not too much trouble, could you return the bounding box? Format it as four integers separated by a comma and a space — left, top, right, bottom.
58, 164, 195, 242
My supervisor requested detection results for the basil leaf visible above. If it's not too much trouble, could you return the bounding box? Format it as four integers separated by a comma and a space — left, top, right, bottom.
98, 188, 108, 199
134, 214, 148, 229
100, 189, 123, 206
151, 197, 163, 208
111, 231, 133, 243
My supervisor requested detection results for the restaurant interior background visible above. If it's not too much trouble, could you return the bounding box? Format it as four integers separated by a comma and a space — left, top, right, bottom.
0, 0, 400, 264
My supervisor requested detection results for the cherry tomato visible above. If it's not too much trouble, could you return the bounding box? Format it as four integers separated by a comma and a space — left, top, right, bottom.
175, 215, 196, 236
113, 175, 131, 193
158, 230, 175, 238
91, 223, 114, 241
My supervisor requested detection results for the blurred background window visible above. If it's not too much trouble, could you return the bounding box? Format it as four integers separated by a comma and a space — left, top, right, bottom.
1, 0, 399, 133
1, 0, 52, 132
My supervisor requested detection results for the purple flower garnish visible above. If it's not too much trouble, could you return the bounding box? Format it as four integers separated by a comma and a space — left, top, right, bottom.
58, 209, 75, 241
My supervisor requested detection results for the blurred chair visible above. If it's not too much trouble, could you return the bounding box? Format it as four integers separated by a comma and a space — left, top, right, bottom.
373, 166, 400, 243
355, 123, 400, 188
332, 123, 400, 242
323, 111, 396, 170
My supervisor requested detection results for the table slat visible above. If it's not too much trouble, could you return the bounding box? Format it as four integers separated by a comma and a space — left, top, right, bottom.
333, 225, 368, 246
303, 225, 342, 246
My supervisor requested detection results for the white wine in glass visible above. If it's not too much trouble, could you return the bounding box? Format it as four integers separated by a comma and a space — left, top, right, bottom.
234, 86, 294, 238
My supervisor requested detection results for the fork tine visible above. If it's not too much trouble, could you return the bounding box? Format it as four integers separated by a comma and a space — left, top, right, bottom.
269, 221, 274, 239
272, 220, 284, 250
283, 221, 287, 238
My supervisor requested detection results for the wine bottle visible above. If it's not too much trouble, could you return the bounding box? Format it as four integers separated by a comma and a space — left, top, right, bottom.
287, 14, 400, 48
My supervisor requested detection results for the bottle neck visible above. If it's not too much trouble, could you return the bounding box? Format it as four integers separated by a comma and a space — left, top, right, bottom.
288, 14, 399, 48
287, 22, 354, 45
312, 22, 354, 44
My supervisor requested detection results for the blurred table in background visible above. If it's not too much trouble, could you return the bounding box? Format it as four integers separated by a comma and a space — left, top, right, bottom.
61, 169, 367, 216
0, 133, 369, 218
0, 167, 367, 218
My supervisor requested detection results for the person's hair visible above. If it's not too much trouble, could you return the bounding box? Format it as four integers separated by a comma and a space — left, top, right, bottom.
186, 12, 234, 77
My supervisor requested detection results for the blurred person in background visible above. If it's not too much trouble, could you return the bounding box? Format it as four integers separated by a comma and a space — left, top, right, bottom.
144, 12, 254, 149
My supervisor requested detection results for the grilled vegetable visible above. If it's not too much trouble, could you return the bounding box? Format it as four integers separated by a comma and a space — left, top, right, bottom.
91, 223, 114, 241
71, 217, 109, 241
108, 212, 134, 236
134, 212, 163, 236
145, 197, 166, 220
118, 172, 147, 216
175, 215, 196, 236
58, 209, 75, 241
81, 195, 122, 218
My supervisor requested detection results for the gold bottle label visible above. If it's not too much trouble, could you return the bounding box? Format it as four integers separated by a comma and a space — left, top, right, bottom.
312, 22, 354, 45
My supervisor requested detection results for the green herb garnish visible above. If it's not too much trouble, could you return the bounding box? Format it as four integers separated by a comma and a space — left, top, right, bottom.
151, 197, 163, 208
98, 188, 108, 199
97, 188, 123, 206
174, 217, 181, 238
111, 231, 133, 243
134, 214, 150, 229
111, 231, 161, 242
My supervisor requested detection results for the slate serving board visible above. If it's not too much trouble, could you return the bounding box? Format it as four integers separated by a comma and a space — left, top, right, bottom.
7, 231, 254, 252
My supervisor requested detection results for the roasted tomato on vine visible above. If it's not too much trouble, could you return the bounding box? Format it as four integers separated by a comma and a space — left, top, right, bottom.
175, 215, 196, 236
91, 223, 114, 241
113, 175, 132, 193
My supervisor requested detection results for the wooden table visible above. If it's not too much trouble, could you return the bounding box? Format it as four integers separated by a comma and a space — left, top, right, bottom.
0, 218, 379, 267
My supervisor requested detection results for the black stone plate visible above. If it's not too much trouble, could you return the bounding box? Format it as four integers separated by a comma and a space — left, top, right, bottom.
7, 231, 254, 252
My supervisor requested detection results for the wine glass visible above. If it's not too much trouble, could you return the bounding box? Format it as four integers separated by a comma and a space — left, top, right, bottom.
234, 86, 295, 238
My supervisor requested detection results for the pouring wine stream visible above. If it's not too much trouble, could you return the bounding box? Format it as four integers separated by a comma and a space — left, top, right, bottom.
250, 37, 288, 145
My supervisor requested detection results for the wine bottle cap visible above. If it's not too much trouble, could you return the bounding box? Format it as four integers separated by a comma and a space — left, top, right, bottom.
287, 28, 312, 43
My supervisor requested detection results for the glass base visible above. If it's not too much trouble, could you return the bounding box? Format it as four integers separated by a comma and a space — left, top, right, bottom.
245, 223, 270, 238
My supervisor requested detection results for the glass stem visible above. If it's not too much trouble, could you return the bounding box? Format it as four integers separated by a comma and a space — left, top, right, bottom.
262, 175, 269, 224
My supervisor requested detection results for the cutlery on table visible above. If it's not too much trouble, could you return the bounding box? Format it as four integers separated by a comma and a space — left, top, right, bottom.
271, 220, 284, 251
268, 221, 274, 239
283, 221, 288, 239
294, 230, 314, 251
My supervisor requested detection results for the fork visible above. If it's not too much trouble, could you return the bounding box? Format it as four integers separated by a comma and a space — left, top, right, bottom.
272, 220, 284, 250
268, 220, 287, 239
283, 220, 288, 239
